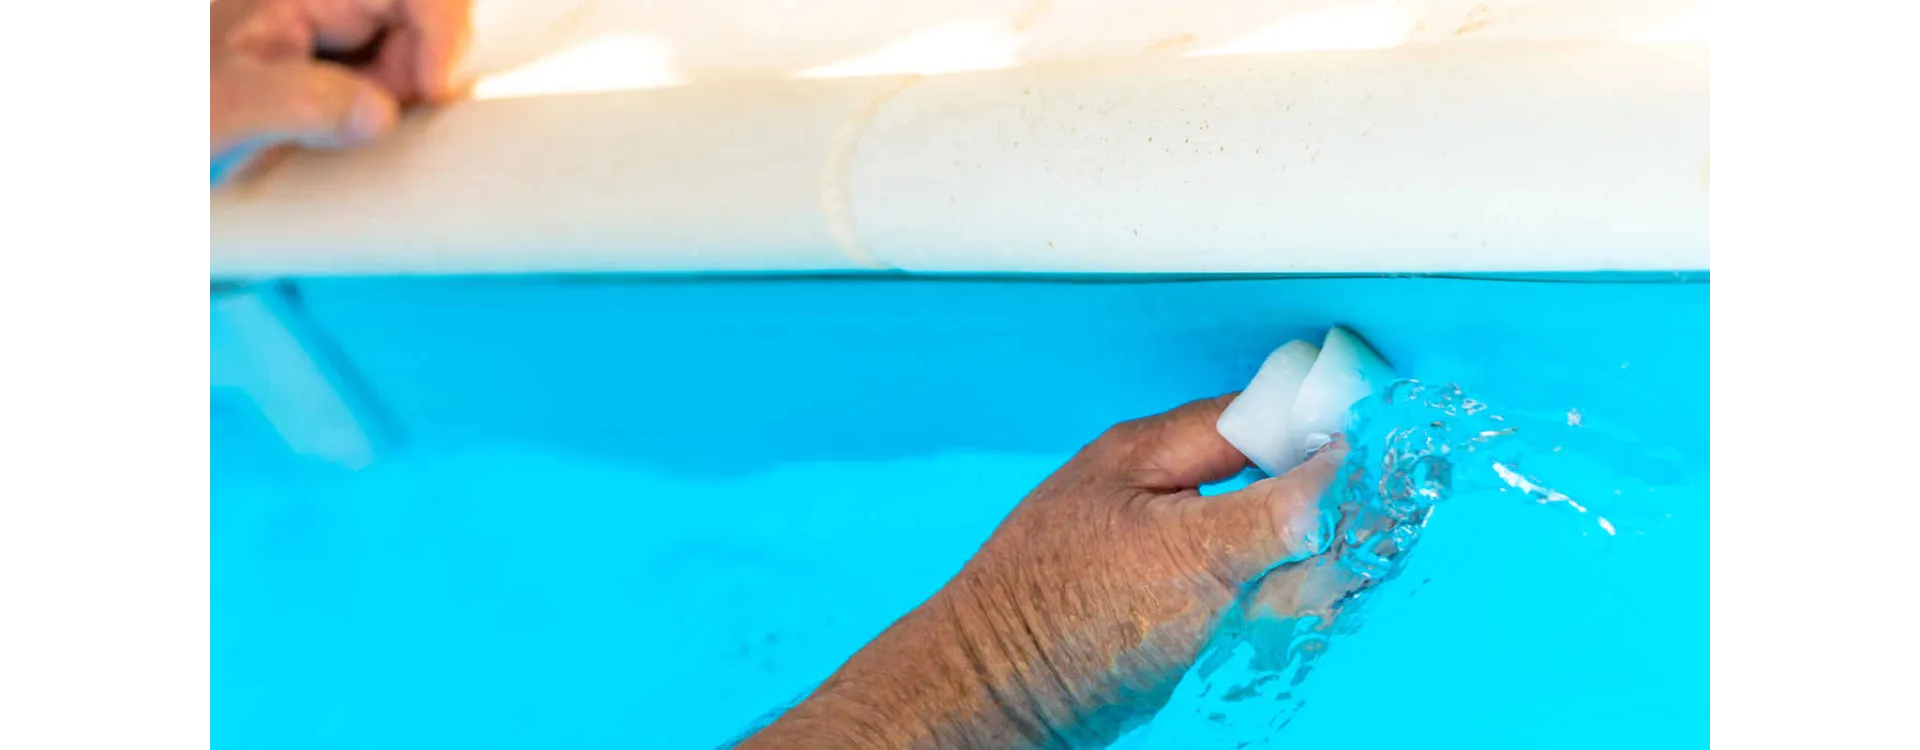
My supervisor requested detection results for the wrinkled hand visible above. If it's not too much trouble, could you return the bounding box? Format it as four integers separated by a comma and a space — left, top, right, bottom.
745, 394, 1354, 749
211, 0, 471, 182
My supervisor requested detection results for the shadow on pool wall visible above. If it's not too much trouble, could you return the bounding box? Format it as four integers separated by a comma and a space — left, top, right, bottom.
213, 275, 1708, 478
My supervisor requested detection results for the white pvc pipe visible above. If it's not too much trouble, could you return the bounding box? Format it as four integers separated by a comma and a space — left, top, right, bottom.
210, 41, 1707, 277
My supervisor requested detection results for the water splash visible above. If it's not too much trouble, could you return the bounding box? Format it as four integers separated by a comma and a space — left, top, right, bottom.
1119, 380, 1695, 747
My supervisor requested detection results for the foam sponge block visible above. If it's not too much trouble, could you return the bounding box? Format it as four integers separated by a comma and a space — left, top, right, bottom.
1214, 339, 1320, 477
1217, 327, 1395, 476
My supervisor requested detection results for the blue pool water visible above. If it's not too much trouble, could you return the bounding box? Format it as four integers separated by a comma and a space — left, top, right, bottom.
212, 275, 1707, 748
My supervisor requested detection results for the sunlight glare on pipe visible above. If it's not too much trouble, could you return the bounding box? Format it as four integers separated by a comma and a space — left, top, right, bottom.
795, 21, 1023, 79
1185, 3, 1414, 57
1627, 4, 1712, 43
470, 33, 683, 100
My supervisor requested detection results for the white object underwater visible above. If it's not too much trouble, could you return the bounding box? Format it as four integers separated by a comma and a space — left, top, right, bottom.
1217, 327, 1396, 476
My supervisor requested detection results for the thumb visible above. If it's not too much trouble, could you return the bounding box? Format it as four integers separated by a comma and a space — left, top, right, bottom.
212, 60, 399, 158
1187, 436, 1348, 586
1107, 393, 1251, 491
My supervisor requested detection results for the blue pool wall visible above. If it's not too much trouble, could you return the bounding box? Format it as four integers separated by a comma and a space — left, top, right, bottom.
213, 275, 1707, 478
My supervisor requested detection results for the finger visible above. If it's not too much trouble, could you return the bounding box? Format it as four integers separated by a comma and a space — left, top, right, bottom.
1182, 437, 1347, 586
367, 25, 423, 103
221, 0, 314, 60
1104, 393, 1251, 491
402, 0, 473, 102
212, 59, 400, 157
1209, 554, 1360, 674
1243, 550, 1367, 622
304, 0, 393, 53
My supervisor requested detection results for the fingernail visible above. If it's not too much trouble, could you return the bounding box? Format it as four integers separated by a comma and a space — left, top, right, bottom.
345, 90, 398, 143
443, 72, 478, 102
1285, 502, 1331, 560
1306, 432, 1347, 461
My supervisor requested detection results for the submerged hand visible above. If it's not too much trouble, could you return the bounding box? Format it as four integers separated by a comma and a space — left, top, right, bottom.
744, 395, 1353, 749
211, 0, 472, 183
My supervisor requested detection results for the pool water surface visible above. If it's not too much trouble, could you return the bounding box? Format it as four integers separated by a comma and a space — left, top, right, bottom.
212, 275, 1707, 748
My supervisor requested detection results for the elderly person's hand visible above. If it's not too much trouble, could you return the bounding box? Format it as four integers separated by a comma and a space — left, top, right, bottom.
211, 0, 471, 183
742, 394, 1356, 749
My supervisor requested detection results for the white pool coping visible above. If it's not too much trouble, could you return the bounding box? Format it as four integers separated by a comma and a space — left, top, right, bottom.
212, 39, 1707, 277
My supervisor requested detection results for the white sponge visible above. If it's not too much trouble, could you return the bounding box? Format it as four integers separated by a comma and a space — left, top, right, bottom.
1217, 327, 1394, 476
1215, 339, 1319, 477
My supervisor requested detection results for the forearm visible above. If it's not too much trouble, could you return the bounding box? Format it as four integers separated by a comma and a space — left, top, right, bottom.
738, 585, 1069, 749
